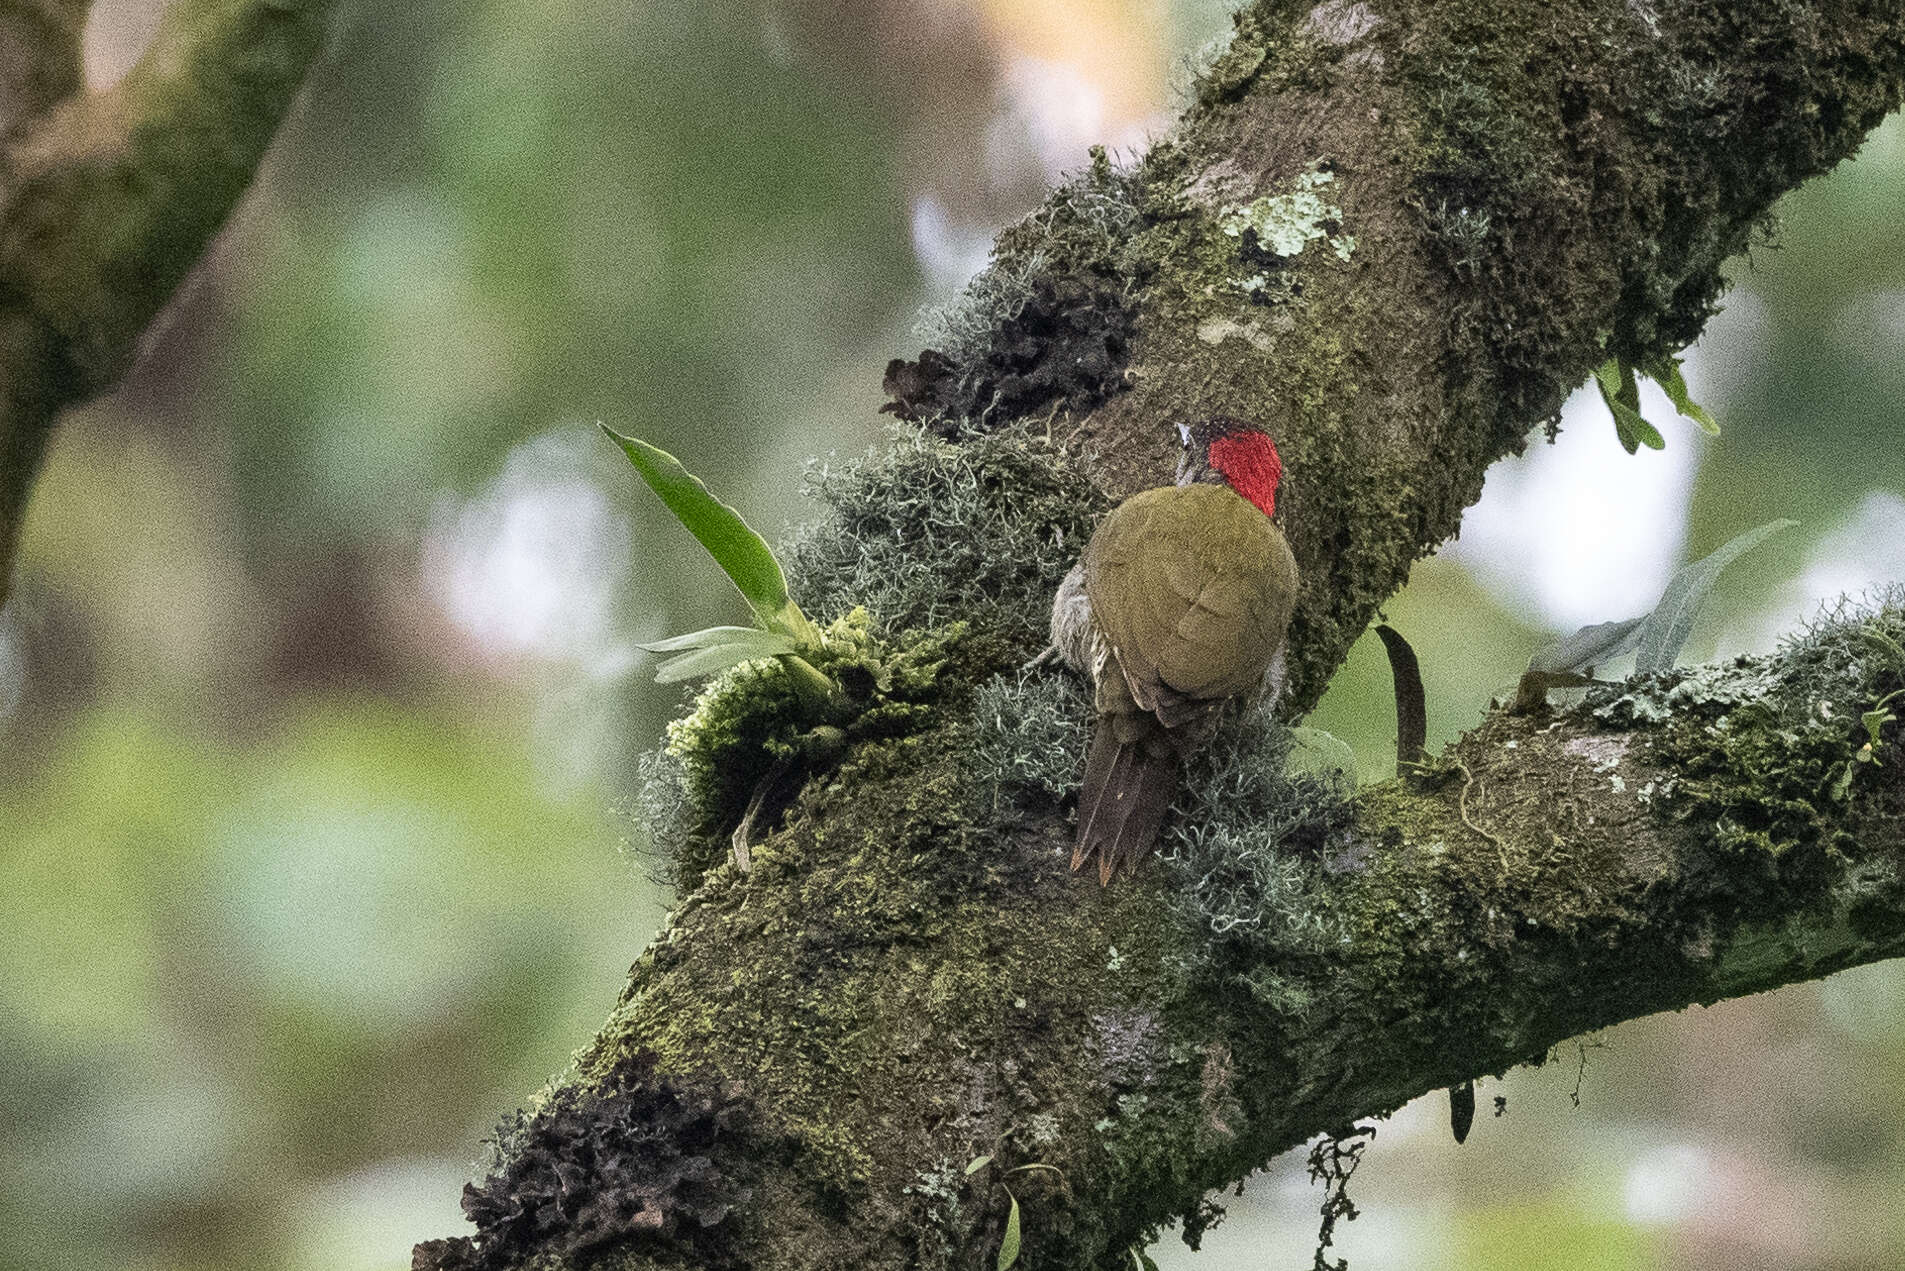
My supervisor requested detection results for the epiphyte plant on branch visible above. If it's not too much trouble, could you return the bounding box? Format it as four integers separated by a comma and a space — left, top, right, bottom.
1047, 417, 1300, 884
603, 424, 858, 869
1592, 351, 1721, 454
1515, 517, 1798, 709
602, 424, 983, 873
600, 424, 838, 709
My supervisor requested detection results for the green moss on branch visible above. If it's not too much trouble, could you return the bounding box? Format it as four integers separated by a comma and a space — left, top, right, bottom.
456, 427, 1905, 1271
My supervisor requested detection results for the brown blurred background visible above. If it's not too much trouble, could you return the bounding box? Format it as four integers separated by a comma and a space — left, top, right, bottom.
4, 2, 1903, 1268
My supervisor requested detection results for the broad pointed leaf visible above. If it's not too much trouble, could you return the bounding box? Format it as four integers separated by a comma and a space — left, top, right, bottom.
602, 425, 817, 644
997, 1193, 1021, 1271
1633, 519, 1797, 674
654, 641, 791, 684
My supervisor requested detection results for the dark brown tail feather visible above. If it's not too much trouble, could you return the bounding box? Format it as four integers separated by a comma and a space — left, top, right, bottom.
1073, 716, 1178, 884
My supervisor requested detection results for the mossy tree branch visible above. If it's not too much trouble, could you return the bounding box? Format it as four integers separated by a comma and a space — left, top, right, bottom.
419, 1, 1905, 1269
0, 0, 338, 611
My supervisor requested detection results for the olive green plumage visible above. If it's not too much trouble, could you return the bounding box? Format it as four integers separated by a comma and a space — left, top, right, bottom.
1059, 466, 1299, 884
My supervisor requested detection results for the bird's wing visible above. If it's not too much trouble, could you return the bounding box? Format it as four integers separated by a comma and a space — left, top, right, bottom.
1085, 484, 1298, 721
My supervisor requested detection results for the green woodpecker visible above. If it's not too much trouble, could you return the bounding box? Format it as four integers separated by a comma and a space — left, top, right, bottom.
1049, 418, 1299, 883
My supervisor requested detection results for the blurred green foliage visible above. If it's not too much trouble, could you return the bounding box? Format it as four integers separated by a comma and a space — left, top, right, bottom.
3, 3, 1904, 1271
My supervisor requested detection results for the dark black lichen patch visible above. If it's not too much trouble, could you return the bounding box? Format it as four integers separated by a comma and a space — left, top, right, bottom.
413, 1050, 756, 1271
883, 276, 1136, 432
889, 151, 1147, 434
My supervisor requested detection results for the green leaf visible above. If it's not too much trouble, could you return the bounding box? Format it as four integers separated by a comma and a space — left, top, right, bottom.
1594, 359, 1663, 453
1528, 616, 1646, 675
1287, 726, 1357, 780
965, 1155, 993, 1176
1638, 354, 1721, 436
653, 639, 798, 684
1863, 708, 1895, 749
997, 1192, 1021, 1271
644, 627, 800, 683
1633, 519, 1797, 675
601, 424, 818, 644
639, 626, 797, 655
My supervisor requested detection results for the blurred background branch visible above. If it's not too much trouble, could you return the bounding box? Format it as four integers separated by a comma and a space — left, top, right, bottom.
4, 3, 1905, 1270
0, 0, 336, 610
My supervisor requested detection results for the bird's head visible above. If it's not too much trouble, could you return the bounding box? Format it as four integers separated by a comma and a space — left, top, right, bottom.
1175, 417, 1283, 518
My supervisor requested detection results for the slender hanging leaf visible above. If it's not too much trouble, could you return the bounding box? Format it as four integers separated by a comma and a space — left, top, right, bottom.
639, 626, 797, 655
1594, 359, 1664, 453
997, 1193, 1022, 1271
1528, 616, 1646, 675
1449, 1080, 1476, 1145
1633, 519, 1797, 674
1638, 354, 1721, 436
601, 424, 817, 644
1375, 624, 1426, 771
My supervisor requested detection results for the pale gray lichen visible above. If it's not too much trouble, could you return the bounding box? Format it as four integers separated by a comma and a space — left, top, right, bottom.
1220, 165, 1357, 263
1163, 707, 1354, 958
785, 427, 1106, 648
627, 746, 699, 882
1305, 0, 1381, 45
969, 666, 1091, 806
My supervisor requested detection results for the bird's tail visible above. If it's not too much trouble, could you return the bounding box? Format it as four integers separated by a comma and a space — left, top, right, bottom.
1073, 715, 1178, 885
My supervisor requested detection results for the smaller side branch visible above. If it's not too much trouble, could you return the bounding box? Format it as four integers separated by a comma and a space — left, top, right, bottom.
2, 0, 337, 391
0, 0, 338, 608
0, 0, 87, 132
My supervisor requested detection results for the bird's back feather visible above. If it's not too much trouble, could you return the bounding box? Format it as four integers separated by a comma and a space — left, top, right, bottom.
1068, 482, 1298, 882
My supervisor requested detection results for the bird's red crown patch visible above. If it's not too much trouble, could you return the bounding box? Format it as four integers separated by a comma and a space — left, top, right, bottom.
1208, 430, 1283, 518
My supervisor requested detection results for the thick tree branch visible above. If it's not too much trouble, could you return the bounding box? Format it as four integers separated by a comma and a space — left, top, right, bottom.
417, 1, 1905, 1269
0, 1, 85, 133
0, 0, 336, 610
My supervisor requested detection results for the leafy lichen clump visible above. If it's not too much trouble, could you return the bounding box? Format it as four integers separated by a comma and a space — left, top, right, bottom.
1591, 587, 1905, 864
1220, 165, 1357, 264
636, 609, 986, 890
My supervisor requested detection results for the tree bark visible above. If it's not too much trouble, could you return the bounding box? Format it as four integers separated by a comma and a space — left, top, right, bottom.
415, 1, 1905, 1269
0, 0, 338, 611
